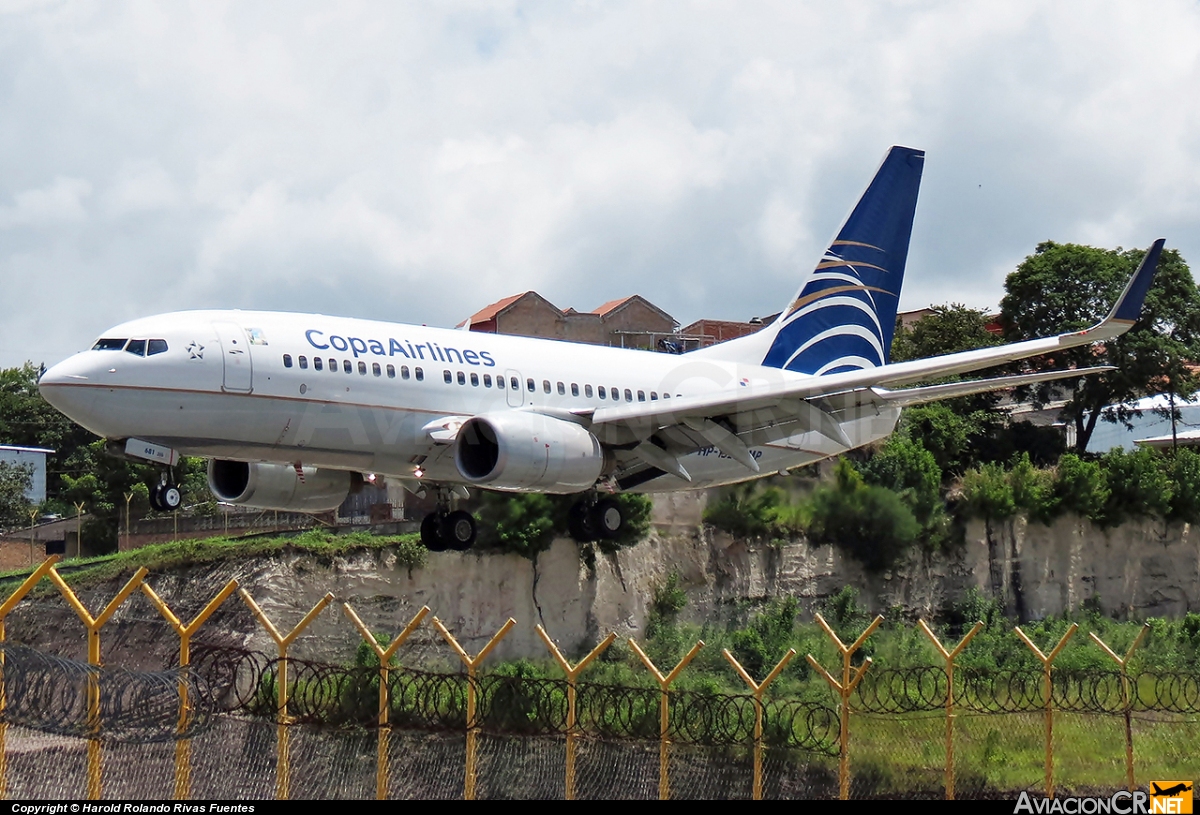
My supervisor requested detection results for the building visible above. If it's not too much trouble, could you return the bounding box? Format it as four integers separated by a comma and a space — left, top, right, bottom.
0, 445, 53, 504
459, 292, 679, 349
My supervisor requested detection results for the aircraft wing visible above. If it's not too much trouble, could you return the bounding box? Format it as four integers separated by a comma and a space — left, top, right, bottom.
584, 240, 1164, 484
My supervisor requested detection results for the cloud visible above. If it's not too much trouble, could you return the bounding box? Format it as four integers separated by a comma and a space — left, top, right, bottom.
2, 1, 1200, 368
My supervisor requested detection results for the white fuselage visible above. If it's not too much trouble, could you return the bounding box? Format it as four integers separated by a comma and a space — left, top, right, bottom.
39, 310, 901, 492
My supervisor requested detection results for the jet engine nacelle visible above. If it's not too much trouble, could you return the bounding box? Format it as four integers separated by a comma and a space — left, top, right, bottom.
207, 460, 350, 512
454, 412, 607, 492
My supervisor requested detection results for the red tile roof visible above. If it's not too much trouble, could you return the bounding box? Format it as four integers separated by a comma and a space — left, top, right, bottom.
457, 292, 530, 328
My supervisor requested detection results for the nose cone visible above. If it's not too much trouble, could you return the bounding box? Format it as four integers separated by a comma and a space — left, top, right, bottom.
38, 354, 100, 427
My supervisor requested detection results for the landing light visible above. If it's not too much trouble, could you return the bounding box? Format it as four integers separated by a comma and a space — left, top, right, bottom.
413, 467, 424, 478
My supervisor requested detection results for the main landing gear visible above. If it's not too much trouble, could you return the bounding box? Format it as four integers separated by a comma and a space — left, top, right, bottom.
420, 487, 477, 552
568, 495, 625, 542
149, 471, 181, 512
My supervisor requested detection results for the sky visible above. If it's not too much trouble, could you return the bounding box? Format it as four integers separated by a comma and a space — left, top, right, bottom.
2, 1, 1199, 369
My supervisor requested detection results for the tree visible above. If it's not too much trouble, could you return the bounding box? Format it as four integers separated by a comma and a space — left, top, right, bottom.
0, 461, 34, 528
891, 303, 1000, 362
1000, 242, 1200, 453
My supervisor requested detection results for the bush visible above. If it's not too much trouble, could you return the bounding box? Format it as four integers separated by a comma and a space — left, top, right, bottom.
960, 462, 1015, 522
1052, 454, 1108, 520
1101, 447, 1173, 525
807, 461, 921, 572
1167, 448, 1200, 523
860, 436, 943, 526
477, 492, 557, 558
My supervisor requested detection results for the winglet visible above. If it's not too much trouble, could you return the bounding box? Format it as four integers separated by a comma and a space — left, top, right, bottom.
1104, 238, 1165, 325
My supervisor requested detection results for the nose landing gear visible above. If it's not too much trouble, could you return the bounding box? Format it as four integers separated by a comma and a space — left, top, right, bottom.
149, 472, 182, 512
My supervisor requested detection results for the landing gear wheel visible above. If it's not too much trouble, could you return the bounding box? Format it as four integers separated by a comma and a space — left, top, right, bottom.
149, 485, 164, 512
159, 485, 182, 510
592, 498, 625, 540
440, 510, 476, 551
421, 513, 447, 552
568, 500, 598, 542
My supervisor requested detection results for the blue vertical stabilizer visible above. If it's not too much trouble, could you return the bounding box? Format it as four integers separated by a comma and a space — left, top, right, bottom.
761, 146, 924, 375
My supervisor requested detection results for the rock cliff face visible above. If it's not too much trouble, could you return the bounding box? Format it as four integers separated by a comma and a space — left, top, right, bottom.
8, 514, 1198, 667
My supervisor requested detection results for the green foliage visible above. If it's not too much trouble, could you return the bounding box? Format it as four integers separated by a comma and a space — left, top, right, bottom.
1166, 448, 1200, 523
476, 492, 557, 558
1001, 242, 1200, 454
651, 571, 688, 618
891, 304, 1001, 363
700, 484, 801, 542
807, 460, 921, 572
0, 461, 34, 527
1051, 454, 1108, 519
730, 597, 799, 678
960, 462, 1016, 522
859, 435, 943, 528
1099, 447, 1173, 526
1008, 453, 1055, 523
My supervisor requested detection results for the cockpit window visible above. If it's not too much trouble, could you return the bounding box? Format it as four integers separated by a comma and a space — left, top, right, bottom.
147, 339, 168, 356
93, 338, 127, 351
125, 339, 147, 356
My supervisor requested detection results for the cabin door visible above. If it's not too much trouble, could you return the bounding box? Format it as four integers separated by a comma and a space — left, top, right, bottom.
213, 322, 253, 393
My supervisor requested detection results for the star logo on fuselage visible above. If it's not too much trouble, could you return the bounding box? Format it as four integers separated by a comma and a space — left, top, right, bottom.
186, 341, 205, 360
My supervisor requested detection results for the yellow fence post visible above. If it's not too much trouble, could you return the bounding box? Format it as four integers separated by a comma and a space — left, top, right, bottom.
432, 617, 516, 801
140, 579, 240, 800
47, 565, 149, 800
536, 627, 616, 800
627, 638, 704, 801
343, 603, 430, 800
918, 619, 983, 800
0, 557, 61, 799
806, 612, 882, 801
1090, 623, 1149, 792
1014, 623, 1077, 800
239, 590, 335, 800
723, 647, 796, 800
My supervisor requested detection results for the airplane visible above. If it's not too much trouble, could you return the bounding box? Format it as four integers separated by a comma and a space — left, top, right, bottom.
1152, 783, 1192, 797
37, 146, 1166, 552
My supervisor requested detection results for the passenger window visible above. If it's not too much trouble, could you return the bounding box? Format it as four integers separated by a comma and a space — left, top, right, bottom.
527, 378, 535, 392
147, 339, 169, 356
283, 354, 293, 368
637, 390, 645, 402
483, 374, 492, 387
471, 373, 479, 386
329, 358, 337, 372
624, 389, 633, 402
126, 339, 147, 357
299, 356, 308, 370
444, 370, 453, 384
314, 357, 323, 371
401, 366, 410, 379
92, 338, 128, 351
358, 361, 367, 375
585, 384, 593, 397
557, 382, 565, 396
457, 371, 466, 385
612, 386, 619, 399
543, 380, 551, 394
386, 364, 395, 378
372, 363, 381, 377
571, 383, 579, 397
650, 391, 657, 400
598, 386, 606, 399
512, 377, 520, 390
343, 360, 352, 373
415, 367, 424, 381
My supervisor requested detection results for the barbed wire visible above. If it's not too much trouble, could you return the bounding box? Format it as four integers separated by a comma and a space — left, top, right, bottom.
0, 644, 215, 742
853, 667, 1200, 714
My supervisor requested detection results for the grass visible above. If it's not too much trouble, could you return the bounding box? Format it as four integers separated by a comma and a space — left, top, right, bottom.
0, 528, 426, 594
